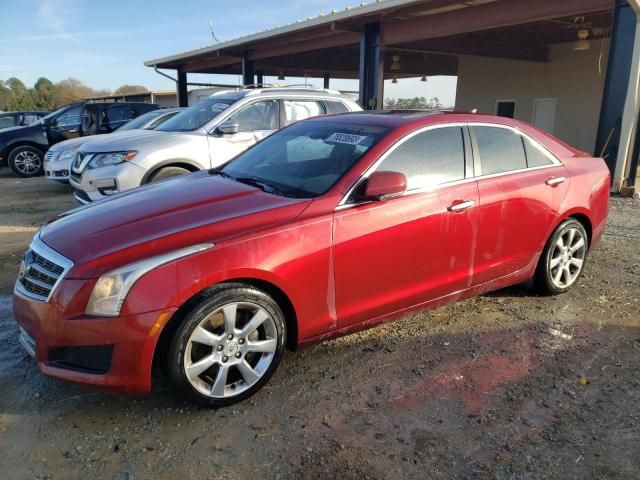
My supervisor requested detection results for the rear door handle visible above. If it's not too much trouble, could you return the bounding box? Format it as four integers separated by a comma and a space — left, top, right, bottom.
545, 176, 566, 186
447, 200, 476, 212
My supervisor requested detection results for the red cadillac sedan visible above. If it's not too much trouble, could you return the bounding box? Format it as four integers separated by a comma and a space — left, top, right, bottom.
13, 112, 610, 406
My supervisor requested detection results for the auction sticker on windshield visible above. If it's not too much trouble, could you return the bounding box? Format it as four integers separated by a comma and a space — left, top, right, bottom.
326, 132, 368, 145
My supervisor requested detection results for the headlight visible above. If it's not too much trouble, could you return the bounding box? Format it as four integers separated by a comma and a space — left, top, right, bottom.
86, 243, 214, 317
88, 151, 137, 169
58, 147, 80, 163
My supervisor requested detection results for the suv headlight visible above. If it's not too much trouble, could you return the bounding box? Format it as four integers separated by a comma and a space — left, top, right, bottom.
86, 243, 214, 317
88, 151, 137, 169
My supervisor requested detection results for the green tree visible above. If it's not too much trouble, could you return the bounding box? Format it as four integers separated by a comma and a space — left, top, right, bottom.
0, 80, 10, 110
384, 96, 442, 110
33, 77, 56, 110
5, 78, 35, 110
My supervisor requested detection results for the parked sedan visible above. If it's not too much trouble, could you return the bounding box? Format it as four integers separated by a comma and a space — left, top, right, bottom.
0, 111, 49, 131
13, 112, 610, 407
44, 108, 184, 182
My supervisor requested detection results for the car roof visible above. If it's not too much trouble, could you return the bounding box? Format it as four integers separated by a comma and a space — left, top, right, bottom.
305, 110, 536, 130
209, 86, 354, 101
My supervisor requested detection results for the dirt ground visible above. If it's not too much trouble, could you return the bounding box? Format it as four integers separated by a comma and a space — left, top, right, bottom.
0, 170, 638, 480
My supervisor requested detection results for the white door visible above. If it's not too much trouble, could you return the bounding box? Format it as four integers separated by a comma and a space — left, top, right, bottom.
532, 98, 557, 134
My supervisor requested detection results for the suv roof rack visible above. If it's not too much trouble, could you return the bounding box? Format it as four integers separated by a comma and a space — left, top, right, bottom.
209, 84, 346, 99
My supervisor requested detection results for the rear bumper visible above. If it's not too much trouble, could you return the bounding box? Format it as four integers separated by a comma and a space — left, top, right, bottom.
13, 286, 176, 394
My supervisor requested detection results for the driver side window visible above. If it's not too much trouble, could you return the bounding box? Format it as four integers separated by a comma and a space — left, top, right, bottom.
55, 105, 83, 127
227, 100, 279, 133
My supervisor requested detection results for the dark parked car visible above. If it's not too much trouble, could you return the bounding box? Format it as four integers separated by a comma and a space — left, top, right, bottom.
0, 102, 160, 177
0, 111, 49, 131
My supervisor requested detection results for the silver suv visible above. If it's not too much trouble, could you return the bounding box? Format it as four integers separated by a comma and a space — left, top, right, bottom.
69, 87, 361, 203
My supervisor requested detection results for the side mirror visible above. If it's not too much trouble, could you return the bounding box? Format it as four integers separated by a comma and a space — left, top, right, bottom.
217, 121, 240, 135
364, 171, 407, 200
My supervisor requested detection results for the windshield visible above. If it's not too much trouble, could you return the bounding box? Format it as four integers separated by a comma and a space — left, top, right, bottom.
156, 98, 235, 132
29, 105, 69, 126
117, 110, 165, 131
221, 120, 390, 198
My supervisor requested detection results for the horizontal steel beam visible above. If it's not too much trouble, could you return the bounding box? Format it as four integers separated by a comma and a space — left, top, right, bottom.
382, 0, 613, 45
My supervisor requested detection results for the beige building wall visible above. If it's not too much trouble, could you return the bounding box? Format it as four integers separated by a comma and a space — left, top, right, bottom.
455, 42, 609, 153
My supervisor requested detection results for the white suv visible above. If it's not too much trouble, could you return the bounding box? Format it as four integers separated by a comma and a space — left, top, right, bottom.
69, 87, 361, 203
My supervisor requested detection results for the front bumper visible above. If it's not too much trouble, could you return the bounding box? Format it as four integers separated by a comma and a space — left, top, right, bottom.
44, 158, 71, 182
13, 284, 176, 394
69, 161, 147, 203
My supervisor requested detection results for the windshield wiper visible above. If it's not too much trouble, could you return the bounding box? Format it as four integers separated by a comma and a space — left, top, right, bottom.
234, 177, 290, 197
208, 168, 233, 179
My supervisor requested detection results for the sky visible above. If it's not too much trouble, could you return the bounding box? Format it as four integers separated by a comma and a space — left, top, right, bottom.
0, 0, 457, 106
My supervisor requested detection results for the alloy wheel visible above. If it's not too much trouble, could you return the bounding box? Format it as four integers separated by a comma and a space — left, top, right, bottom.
183, 302, 278, 398
548, 227, 586, 289
13, 150, 42, 175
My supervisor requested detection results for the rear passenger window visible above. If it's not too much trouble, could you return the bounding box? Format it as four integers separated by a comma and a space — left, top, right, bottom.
325, 101, 349, 114
523, 136, 553, 167
0, 116, 16, 129
376, 127, 465, 189
107, 105, 134, 122
473, 126, 527, 175
283, 100, 325, 126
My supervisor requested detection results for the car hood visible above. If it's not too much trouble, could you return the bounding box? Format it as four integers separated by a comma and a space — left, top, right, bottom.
48, 135, 103, 152
80, 129, 202, 153
40, 171, 311, 278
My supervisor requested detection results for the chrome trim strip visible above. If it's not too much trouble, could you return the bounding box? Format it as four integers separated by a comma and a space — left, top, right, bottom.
19, 328, 36, 357
73, 192, 91, 205
336, 121, 563, 211
14, 233, 74, 303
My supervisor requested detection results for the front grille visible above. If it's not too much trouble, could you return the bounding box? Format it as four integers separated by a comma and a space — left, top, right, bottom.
15, 235, 73, 302
72, 152, 93, 174
49, 345, 114, 374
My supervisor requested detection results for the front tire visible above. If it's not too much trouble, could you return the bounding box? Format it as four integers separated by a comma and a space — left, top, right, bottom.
167, 284, 286, 407
534, 219, 588, 295
8, 146, 44, 177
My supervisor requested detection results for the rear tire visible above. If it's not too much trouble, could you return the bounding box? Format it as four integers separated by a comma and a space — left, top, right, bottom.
148, 166, 191, 183
8, 146, 43, 177
534, 218, 588, 295
167, 284, 286, 407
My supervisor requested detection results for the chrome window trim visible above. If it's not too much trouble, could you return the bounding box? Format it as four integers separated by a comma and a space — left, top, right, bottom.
14, 232, 74, 303
336, 121, 563, 211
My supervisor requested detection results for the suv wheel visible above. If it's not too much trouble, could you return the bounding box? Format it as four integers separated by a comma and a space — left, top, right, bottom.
8, 146, 43, 177
534, 218, 588, 295
167, 284, 286, 407
148, 166, 191, 183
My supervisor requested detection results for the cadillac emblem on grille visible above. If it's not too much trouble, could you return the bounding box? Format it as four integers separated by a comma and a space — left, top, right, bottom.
15, 236, 73, 302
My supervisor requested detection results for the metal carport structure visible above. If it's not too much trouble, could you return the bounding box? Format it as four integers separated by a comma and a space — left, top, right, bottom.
145, 0, 640, 194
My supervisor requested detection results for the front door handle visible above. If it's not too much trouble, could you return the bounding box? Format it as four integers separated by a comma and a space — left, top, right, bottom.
545, 176, 566, 186
447, 200, 476, 212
